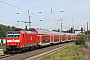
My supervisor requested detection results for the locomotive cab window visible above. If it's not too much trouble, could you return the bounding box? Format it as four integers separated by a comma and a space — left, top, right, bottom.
14, 34, 20, 38
8, 34, 13, 38
7, 31, 20, 38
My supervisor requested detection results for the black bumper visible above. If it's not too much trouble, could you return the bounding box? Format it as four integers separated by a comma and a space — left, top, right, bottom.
6, 46, 20, 51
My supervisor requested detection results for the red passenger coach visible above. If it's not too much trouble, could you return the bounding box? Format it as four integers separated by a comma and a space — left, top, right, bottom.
71, 34, 77, 41
36, 29, 51, 46
50, 32, 61, 44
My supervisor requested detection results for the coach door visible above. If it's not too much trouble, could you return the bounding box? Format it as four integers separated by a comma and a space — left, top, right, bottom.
50, 36, 53, 43
37, 35, 42, 45
60, 35, 62, 42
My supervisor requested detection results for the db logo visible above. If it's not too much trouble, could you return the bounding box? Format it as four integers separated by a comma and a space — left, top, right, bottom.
12, 39, 15, 42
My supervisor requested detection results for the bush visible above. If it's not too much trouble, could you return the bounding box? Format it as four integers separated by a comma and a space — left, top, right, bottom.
75, 35, 86, 45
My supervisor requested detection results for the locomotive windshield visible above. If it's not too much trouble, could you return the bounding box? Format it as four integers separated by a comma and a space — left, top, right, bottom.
7, 31, 20, 38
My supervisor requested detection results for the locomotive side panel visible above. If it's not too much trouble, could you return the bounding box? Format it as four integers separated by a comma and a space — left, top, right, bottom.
23, 34, 37, 47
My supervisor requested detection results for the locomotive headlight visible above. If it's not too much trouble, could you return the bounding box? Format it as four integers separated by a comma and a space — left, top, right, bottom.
7, 44, 9, 45
17, 43, 20, 45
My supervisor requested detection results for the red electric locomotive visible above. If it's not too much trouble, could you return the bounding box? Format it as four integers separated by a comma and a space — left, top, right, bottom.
6, 28, 77, 53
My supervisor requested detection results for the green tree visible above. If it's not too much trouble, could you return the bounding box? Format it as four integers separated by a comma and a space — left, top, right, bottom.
75, 35, 86, 45
0, 24, 16, 38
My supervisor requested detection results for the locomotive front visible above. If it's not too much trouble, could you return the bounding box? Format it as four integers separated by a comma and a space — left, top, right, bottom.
6, 31, 21, 52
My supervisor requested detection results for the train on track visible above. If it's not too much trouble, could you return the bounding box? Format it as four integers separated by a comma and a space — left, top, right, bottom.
6, 28, 77, 53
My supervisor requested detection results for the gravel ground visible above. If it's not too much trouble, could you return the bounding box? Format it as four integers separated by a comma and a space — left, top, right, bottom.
0, 49, 4, 55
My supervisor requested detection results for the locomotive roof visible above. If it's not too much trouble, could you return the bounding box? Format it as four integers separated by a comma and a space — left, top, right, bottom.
29, 28, 36, 31
29, 28, 49, 34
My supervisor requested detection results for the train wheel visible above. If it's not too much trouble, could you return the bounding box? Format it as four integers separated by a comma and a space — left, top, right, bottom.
31, 46, 35, 50
50, 43, 53, 46
21, 49, 25, 53
72, 40, 74, 42
35, 45, 40, 49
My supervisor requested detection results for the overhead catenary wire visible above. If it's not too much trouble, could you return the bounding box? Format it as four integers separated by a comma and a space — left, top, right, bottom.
0, 0, 27, 12
0, 0, 60, 22
0, 0, 60, 29
0, 15, 19, 21
23, 0, 51, 14
0, 0, 50, 21
23, 0, 60, 21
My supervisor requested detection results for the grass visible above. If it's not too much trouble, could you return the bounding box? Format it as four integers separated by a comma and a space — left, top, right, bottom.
39, 45, 86, 60
88, 35, 90, 41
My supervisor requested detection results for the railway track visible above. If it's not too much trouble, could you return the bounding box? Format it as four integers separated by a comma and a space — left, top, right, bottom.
0, 54, 11, 59
0, 42, 74, 60
25, 42, 74, 60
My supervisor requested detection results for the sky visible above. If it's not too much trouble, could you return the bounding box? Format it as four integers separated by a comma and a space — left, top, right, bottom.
0, 0, 90, 31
